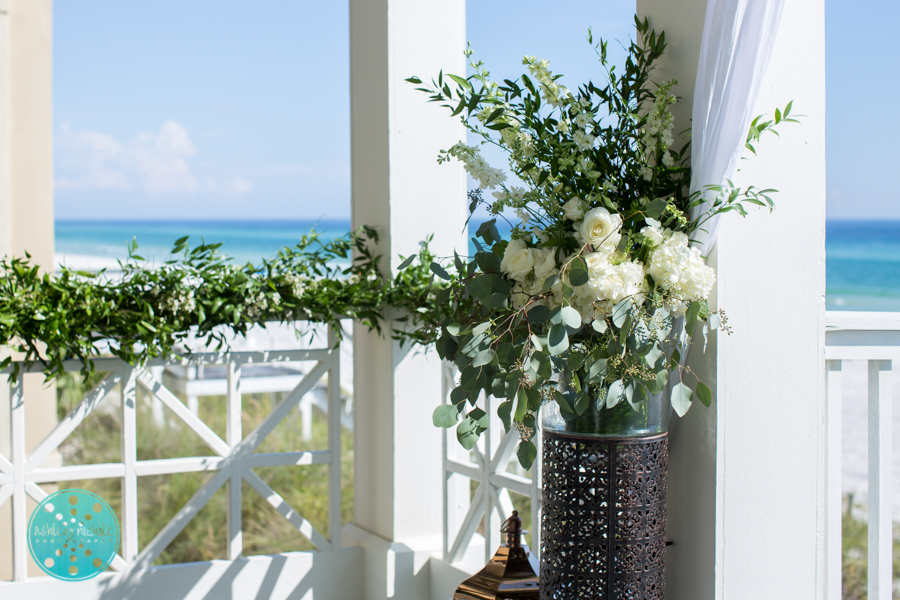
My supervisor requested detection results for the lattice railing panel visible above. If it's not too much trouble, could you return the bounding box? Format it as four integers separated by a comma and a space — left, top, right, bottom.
441, 361, 542, 565
0, 326, 343, 582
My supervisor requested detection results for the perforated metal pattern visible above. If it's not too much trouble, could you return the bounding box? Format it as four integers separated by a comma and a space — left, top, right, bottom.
540, 431, 668, 600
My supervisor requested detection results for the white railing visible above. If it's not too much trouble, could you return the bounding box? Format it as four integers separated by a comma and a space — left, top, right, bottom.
825, 311, 899, 600
441, 362, 542, 567
0, 325, 344, 585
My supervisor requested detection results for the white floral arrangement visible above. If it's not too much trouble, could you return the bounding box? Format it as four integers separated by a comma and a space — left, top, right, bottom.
404, 19, 794, 467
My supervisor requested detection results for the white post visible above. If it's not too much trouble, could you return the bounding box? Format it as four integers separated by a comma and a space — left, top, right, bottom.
636, 0, 827, 597
867, 359, 892, 600
121, 371, 139, 563
825, 360, 843, 600
226, 363, 242, 560
349, 0, 467, 597
0, 0, 57, 580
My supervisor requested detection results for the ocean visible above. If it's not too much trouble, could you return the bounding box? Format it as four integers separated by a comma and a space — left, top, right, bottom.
54, 219, 900, 312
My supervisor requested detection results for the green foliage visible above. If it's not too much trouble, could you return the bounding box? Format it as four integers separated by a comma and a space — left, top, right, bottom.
0, 226, 440, 383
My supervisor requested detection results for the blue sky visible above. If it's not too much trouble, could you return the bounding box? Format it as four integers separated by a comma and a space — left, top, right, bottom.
53, 1, 898, 221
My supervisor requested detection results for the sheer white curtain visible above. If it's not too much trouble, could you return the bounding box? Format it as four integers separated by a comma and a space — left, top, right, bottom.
689, 0, 786, 255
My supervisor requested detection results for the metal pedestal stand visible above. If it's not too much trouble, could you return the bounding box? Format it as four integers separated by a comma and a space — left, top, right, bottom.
541, 431, 668, 599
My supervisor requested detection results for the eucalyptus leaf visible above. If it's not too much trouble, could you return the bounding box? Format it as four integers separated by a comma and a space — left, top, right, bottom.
607, 380, 626, 408
430, 262, 452, 281
569, 257, 589, 286
498, 400, 513, 432
697, 381, 713, 407
611, 298, 632, 328
517, 440, 538, 470
560, 306, 582, 330
472, 348, 496, 367
548, 324, 569, 355
671, 382, 694, 417
433, 404, 461, 428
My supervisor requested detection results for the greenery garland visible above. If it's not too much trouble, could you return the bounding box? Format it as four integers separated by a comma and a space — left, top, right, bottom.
0, 226, 438, 382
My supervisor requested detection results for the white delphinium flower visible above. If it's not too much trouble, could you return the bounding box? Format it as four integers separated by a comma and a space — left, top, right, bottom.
601, 180, 618, 194
562, 197, 584, 221
523, 56, 568, 108
500, 238, 536, 281
647, 231, 716, 301
579, 156, 594, 173
579, 207, 623, 250
448, 143, 507, 189
641, 166, 654, 182
661, 151, 675, 168
532, 227, 550, 244
574, 112, 593, 129
516, 208, 531, 227
573, 130, 596, 151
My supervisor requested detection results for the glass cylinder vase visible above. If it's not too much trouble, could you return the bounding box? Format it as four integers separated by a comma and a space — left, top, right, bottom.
541, 382, 670, 438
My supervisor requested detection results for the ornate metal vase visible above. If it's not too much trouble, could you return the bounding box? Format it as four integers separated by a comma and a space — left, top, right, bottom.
540, 398, 668, 599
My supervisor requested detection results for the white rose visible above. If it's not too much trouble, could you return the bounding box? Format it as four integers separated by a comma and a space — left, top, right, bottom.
532, 247, 557, 283
562, 198, 584, 221
579, 207, 622, 249
641, 225, 664, 246
500, 238, 536, 281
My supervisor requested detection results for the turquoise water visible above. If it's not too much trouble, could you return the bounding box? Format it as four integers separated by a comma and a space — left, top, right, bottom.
54, 219, 900, 311
826, 220, 900, 311
55, 220, 353, 266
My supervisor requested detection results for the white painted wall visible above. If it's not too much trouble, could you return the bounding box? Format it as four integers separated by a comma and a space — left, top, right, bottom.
348, 0, 467, 598
637, 0, 826, 597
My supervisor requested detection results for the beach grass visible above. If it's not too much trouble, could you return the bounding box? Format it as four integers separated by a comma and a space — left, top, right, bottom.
56, 371, 353, 565
841, 495, 900, 599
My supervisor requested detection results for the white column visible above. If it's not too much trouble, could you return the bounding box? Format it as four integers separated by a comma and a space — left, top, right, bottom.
0, 0, 56, 581
348, 1, 467, 599
636, 1, 826, 598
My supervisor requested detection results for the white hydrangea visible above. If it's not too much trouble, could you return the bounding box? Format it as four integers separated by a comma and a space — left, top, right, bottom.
647, 231, 716, 301
568, 251, 646, 320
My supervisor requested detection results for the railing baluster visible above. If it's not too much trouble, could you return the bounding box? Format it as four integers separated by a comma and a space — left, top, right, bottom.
121, 369, 139, 563
10, 378, 25, 581
825, 359, 842, 600
482, 393, 493, 564
531, 424, 541, 561
867, 359, 892, 600
226, 362, 242, 560
327, 325, 342, 550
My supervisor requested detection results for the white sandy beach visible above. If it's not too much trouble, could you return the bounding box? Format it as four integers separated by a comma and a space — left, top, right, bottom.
54, 252, 124, 273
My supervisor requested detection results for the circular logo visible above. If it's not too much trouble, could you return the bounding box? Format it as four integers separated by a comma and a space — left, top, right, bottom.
28, 489, 120, 581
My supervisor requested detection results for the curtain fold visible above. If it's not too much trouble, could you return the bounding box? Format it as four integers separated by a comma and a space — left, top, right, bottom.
689, 0, 786, 255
